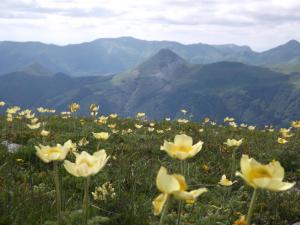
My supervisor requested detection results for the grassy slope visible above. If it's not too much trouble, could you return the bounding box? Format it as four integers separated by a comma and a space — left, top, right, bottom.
0, 115, 299, 225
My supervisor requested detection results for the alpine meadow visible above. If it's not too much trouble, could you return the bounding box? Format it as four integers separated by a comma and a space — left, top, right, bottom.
0, 0, 300, 225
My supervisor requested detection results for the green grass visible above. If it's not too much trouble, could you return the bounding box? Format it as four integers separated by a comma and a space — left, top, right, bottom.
0, 115, 299, 225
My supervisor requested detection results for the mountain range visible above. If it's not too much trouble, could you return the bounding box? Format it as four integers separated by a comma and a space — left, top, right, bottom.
1, 37, 300, 76
1, 47, 300, 126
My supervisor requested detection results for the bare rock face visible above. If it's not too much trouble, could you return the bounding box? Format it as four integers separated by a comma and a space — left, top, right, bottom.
1, 141, 22, 153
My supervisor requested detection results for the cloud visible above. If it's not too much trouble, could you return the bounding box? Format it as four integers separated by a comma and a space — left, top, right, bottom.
0, 0, 299, 50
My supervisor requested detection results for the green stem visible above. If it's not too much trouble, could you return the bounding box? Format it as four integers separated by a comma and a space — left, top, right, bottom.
176, 201, 183, 225
53, 162, 63, 225
246, 188, 258, 225
159, 196, 170, 225
231, 148, 237, 180
82, 177, 90, 225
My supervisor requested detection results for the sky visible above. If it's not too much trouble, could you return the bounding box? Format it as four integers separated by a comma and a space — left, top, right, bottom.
0, 0, 300, 51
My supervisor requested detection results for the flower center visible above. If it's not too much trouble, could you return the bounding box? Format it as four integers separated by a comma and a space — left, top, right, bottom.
171, 145, 192, 153
249, 166, 272, 180
47, 147, 62, 155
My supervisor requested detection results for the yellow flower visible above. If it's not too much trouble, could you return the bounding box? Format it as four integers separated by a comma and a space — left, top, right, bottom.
90, 104, 99, 112
224, 117, 235, 122
136, 112, 145, 117
240, 123, 247, 128
78, 138, 89, 146
64, 150, 109, 177
291, 120, 300, 128
203, 117, 210, 123
248, 126, 255, 131
161, 134, 203, 160
35, 140, 73, 163
41, 130, 50, 137
93, 132, 109, 140
152, 167, 207, 215
134, 124, 143, 129
165, 118, 171, 121
277, 137, 288, 144
236, 155, 295, 191
108, 124, 116, 129
27, 122, 41, 130
177, 118, 189, 123
0, 101, 5, 107
224, 138, 243, 147
109, 113, 118, 119
148, 127, 155, 132
69, 103, 80, 113
218, 174, 236, 186
233, 215, 246, 225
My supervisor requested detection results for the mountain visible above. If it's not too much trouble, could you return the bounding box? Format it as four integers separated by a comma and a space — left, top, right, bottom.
2, 49, 300, 126
2, 37, 300, 77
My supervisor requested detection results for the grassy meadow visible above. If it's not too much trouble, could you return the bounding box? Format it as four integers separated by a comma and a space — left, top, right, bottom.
0, 105, 299, 225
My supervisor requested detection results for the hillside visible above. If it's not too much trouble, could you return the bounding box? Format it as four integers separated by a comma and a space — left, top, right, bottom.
2, 49, 300, 125
1, 37, 300, 76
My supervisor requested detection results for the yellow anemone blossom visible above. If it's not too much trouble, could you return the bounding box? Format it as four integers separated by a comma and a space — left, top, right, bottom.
64, 150, 109, 177
218, 174, 236, 186
69, 103, 80, 113
161, 134, 203, 160
93, 132, 109, 140
35, 140, 73, 163
152, 167, 207, 215
0, 101, 5, 107
224, 138, 243, 147
134, 124, 143, 129
291, 120, 300, 128
277, 137, 288, 144
236, 155, 295, 191
27, 122, 41, 130
40, 130, 50, 137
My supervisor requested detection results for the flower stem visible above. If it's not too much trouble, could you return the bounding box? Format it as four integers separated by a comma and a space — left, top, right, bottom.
82, 177, 90, 225
159, 196, 170, 225
176, 200, 183, 225
246, 188, 258, 225
231, 148, 237, 180
53, 162, 63, 225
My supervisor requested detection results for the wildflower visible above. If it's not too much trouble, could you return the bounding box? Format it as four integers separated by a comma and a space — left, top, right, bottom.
27, 122, 41, 130
279, 128, 293, 138
291, 120, 300, 128
69, 103, 80, 113
108, 124, 116, 129
92, 182, 116, 202
177, 118, 189, 123
152, 167, 207, 215
0, 101, 6, 107
277, 137, 288, 144
165, 118, 171, 121
90, 104, 99, 117
41, 130, 50, 137
149, 122, 155, 127
224, 138, 243, 147
136, 112, 145, 118
64, 150, 109, 177
248, 126, 255, 131
202, 164, 209, 172
218, 174, 236, 186
148, 127, 155, 132
157, 130, 164, 134
35, 140, 73, 163
134, 124, 143, 129
181, 109, 188, 114
229, 121, 237, 128
109, 113, 118, 118
240, 123, 247, 128
199, 128, 204, 132
233, 215, 246, 225
161, 134, 203, 160
6, 106, 20, 114
236, 155, 295, 191
97, 116, 108, 124
93, 132, 109, 140
203, 117, 210, 123
224, 117, 235, 122
78, 138, 89, 146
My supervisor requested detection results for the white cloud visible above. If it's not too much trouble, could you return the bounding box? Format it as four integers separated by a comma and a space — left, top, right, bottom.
0, 0, 300, 50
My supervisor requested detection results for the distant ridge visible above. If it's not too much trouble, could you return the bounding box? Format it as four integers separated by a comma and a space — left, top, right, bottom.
0, 37, 300, 76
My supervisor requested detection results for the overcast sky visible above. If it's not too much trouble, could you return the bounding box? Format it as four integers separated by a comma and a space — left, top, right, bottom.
0, 0, 300, 51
